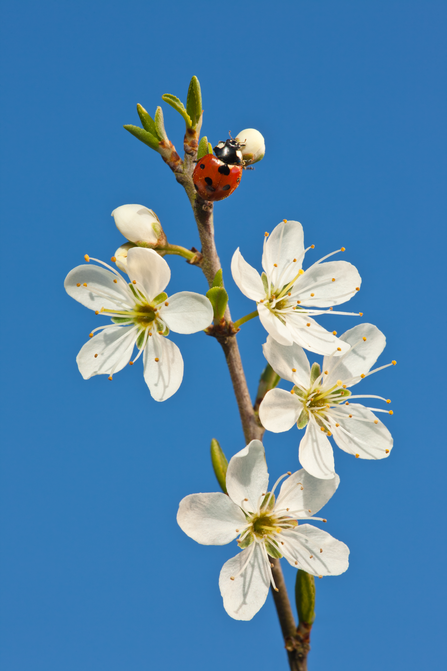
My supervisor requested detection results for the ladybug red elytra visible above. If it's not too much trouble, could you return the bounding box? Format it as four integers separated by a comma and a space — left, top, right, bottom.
193, 138, 246, 202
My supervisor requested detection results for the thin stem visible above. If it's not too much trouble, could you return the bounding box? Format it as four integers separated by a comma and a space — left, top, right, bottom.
233, 310, 259, 329
162, 133, 308, 670
155, 243, 201, 263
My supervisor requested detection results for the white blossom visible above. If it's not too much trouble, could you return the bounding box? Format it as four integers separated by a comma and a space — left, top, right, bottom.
177, 440, 349, 621
235, 128, 265, 164
259, 325, 395, 479
112, 204, 166, 247
231, 220, 362, 355
64, 248, 213, 401
113, 241, 135, 272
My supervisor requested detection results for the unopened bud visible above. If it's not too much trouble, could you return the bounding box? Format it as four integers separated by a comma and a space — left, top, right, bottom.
112, 204, 167, 247
235, 128, 265, 164
113, 242, 136, 272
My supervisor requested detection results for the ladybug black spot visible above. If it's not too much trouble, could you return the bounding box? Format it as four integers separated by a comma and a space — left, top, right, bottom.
205, 177, 213, 186
222, 184, 231, 191
194, 183, 198, 191
200, 164, 205, 169
218, 164, 231, 176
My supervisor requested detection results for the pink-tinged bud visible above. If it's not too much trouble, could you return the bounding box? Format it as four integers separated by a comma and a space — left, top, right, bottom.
111, 204, 167, 247
235, 128, 265, 165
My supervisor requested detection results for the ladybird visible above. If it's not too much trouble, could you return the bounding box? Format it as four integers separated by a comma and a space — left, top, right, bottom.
193, 138, 245, 202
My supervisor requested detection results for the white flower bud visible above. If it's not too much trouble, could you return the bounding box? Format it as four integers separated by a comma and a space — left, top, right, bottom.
111, 204, 167, 247
113, 242, 135, 272
235, 129, 265, 165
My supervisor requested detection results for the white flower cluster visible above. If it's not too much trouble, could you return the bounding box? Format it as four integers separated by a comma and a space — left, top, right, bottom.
65, 191, 394, 621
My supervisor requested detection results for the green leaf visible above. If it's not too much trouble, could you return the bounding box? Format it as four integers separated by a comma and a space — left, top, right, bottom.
154, 106, 168, 141
295, 570, 316, 625
265, 540, 283, 559
136, 104, 157, 136
261, 272, 269, 293
152, 292, 168, 306
310, 362, 321, 385
123, 125, 160, 151
297, 408, 309, 429
207, 141, 213, 154
210, 438, 228, 493
238, 532, 254, 550
260, 492, 275, 511
136, 331, 145, 349
162, 94, 192, 128
197, 136, 210, 161
206, 286, 229, 322
186, 75, 202, 128
211, 269, 223, 288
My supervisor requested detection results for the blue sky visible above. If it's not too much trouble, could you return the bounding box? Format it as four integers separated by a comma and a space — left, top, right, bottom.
1, 1, 446, 669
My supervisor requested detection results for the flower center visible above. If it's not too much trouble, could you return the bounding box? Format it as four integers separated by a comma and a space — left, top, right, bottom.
133, 304, 157, 326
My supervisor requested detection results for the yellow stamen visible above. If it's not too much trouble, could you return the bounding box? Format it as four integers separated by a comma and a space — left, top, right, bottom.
111, 256, 116, 262
154, 358, 159, 362
84, 254, 90, 262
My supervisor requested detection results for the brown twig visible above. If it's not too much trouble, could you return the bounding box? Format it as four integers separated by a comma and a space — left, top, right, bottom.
161, 125, 310, 670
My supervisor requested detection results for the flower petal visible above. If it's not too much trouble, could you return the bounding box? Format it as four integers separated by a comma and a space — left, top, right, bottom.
64, 264, 132, 311
329, 403, 393, 460
276, 469, 340, 517
293, 260, 361, 307
230, 249, 265, 301
262, 335, 311, 386
143, 333, 184, 401
112, 204, 159, 245
258, 303, 293, 345
226, 440, 269, 512
262, 221, 305, 284
323, 324, 387, 388
282, 525, 349, 576
259, 389, 301, 433
76, 325, 138, 379
159, 292, 213, 334
126, 247, 171, 300
177, 493, 246, 545
219, 544, 270, 620
299, 419, 336, 479
286, 312, 349, 356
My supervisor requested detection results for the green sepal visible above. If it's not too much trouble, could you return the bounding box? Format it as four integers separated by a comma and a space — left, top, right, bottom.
297, 408, 309, 429
238, 533, 254, 550
136, 104, 157, 137
261, 272, 269, 293
310, 362, 321, 385
260, 492, 275, 511
207, 142, 213, 154
295, 570, 316, 625
161, 94, 192, 128
155, 320, 169, 336
210, 438, 228, 493
123, 125, 160, 151
265, 540, 283, 559
111, 317, 133, 324
206, 286, 229, 322
136, 331, 146, 349
152, 292, 168, 306
211, 269, 223, 288
186, 75, 202, 128
197, 136, 210, 161
154, 106, 168, 141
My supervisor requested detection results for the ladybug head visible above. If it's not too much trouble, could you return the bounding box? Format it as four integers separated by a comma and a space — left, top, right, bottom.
213, 138, 245, 166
